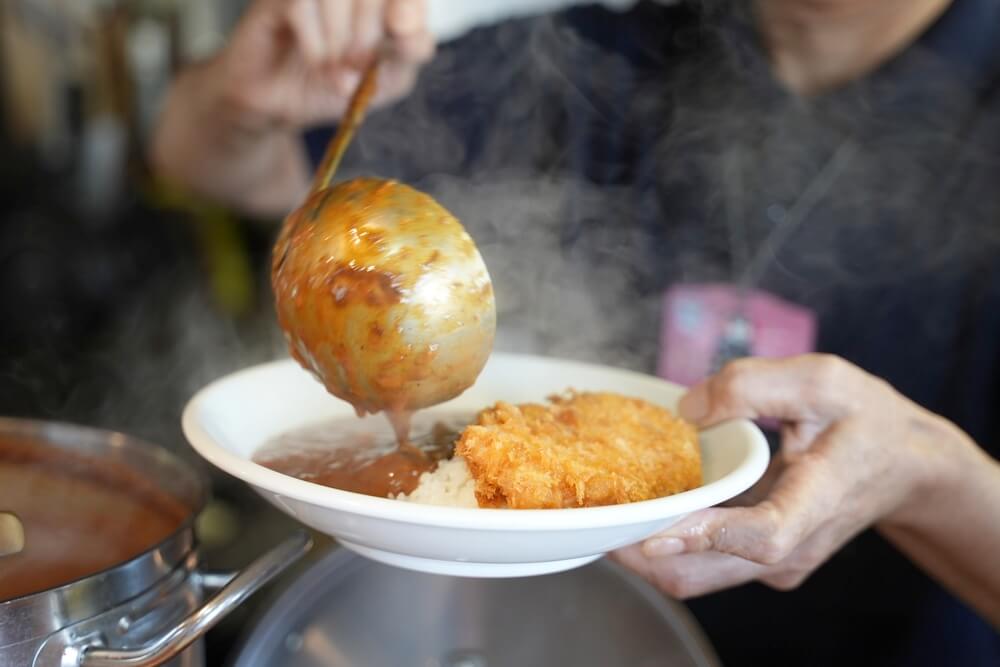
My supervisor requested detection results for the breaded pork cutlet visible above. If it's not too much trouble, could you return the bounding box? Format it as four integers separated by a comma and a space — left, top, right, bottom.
455, 391, 701, 509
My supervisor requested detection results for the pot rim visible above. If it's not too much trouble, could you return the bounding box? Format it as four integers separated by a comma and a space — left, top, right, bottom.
0, 417, 209, 642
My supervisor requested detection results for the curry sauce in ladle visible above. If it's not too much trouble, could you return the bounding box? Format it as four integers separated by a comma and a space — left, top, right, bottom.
272, 59, 496, 451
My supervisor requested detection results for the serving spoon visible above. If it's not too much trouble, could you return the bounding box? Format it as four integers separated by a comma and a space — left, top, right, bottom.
0, 512, 24, 557
271, 58, 496, 445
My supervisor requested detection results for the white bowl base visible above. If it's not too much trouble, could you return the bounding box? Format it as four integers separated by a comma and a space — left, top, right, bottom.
340, 540, 604, 578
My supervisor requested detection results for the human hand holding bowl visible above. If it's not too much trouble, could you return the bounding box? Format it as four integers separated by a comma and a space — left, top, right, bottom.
614, 354, 1000, 622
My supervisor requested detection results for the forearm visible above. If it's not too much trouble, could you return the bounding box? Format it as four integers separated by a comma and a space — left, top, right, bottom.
149, 59, 310, 219
879, 420, 1000, 628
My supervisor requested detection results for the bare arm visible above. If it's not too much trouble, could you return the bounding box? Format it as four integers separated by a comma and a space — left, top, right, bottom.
149, 0, 435, 218
880, 422, 1000, 626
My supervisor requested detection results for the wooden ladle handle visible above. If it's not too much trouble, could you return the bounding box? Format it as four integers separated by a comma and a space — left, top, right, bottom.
312, 58, 382, 193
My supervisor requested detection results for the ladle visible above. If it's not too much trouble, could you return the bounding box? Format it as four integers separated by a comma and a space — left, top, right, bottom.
0, 511, 24, 557
272, 58, 496, 445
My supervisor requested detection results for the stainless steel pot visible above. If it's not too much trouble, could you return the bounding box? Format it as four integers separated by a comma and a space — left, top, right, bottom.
231, 548, 722, 667
0, 418, 311, 667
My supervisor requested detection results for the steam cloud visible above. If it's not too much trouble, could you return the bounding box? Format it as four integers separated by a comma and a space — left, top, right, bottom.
23, 2, 1000, 455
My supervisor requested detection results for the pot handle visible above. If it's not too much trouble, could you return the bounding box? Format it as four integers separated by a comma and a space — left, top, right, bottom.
77, 530, 313, 667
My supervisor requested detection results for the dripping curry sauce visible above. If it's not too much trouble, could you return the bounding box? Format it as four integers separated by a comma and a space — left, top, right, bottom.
269, 180, 492, 500
271, 178, 494, 438
0, 435, 189, 602
271, 181, 409, 419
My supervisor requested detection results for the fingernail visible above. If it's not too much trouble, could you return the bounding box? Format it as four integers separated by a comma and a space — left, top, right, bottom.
679, 388, 709, 423
643, 537, 686, 558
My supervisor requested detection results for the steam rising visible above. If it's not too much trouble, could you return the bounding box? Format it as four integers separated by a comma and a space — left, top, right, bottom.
16, 3, 1000, 455
341, 5, 1000, 370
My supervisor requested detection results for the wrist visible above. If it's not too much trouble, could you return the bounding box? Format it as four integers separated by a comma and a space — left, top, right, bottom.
881, 412, 972, 530
151, 56, 293, 179
149, 55, 309, 216
183, 55, 281, 140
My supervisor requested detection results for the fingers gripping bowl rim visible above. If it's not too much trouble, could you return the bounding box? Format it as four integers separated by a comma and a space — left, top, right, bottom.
182, 354, 770, 577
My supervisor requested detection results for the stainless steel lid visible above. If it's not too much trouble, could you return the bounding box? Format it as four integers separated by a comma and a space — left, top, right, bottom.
232, 549, 721, 667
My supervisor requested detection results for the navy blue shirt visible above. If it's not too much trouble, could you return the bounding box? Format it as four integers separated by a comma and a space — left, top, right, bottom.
308, 1, 1000, 664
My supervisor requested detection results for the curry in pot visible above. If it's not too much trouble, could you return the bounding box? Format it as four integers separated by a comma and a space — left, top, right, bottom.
0, 435, 189, 602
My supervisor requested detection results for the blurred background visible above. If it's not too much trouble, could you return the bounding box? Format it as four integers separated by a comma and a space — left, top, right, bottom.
0, 1, 294, 660
0, 1, 651, 662
5, 0, 1000, 664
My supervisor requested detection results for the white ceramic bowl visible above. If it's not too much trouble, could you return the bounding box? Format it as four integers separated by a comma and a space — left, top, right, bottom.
182, 354, 769, 578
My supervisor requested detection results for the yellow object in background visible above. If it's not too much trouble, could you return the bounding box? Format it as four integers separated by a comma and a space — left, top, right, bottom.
148, 177, 256, 317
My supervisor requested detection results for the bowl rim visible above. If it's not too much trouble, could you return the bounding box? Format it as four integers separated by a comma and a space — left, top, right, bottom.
182, 355, 770, 531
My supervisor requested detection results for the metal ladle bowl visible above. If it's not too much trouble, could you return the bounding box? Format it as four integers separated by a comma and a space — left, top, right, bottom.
271, 60, 496, 432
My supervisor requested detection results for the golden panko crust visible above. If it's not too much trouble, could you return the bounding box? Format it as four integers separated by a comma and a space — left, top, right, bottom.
455, 391, 702, 509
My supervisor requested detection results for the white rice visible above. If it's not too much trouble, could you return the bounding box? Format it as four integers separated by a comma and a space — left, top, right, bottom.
394, 456, 478, 508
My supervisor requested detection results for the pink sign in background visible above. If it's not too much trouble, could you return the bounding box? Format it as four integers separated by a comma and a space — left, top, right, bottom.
658, 283, 818, 388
